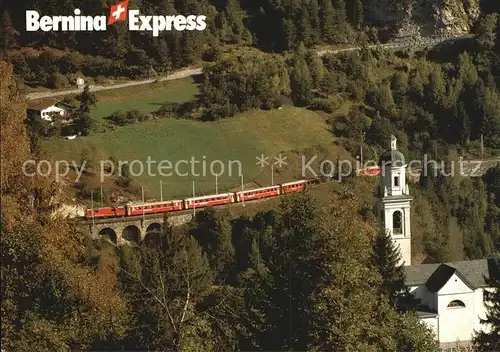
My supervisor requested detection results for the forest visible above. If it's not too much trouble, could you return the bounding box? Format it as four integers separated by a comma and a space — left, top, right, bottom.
1, 71, 440, 348
2, 0, 500, 350
2, 55, 500, 348
1, 0, 498, 86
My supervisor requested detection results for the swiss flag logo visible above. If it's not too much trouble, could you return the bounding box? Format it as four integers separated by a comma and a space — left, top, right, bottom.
108, 0, 129, 25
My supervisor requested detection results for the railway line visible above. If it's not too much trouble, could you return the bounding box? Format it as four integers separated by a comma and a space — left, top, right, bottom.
78, 194, 280, 225
77, 157, 500, 226
80, 179, 311, 224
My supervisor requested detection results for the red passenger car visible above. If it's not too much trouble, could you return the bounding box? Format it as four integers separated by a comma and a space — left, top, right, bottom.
184, 193, 235, 210
356, 166, 381, 177
126, 200, 184, 216
235, 185, 280, 202
280, 180, 307, 194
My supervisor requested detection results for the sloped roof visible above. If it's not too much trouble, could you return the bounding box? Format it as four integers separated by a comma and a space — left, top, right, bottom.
405, 263, 440, 286
451, 259, 491, 288
416, 305, 438, 318
55, 102, 76, 110
425, 264, 475, 292
27, 98, 60, 111
405, 259, 491, 291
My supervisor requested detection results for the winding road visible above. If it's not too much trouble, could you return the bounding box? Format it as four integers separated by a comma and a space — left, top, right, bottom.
26, 34, 473, 101
26, 67, 203, 101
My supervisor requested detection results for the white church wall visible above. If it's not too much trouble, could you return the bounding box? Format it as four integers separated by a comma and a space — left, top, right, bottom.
437, 291, 476, 343
439, 273, 474, 295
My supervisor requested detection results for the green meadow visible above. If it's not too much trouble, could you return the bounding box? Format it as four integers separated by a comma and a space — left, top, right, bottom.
90, 77, 199, 120
43, 78, 335, 199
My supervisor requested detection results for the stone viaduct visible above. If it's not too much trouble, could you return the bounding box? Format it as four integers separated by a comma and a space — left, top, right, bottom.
85, 213, 194, 245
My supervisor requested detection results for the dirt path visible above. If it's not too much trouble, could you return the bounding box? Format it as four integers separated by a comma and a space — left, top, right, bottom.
26, 67, 203, 101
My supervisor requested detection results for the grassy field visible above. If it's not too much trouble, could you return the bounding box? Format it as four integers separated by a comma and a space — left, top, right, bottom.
43, 105, 341, 200
41, 76, 349, 201
90, 77, 199, 120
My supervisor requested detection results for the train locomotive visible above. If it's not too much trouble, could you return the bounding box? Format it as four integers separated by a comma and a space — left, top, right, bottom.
84, 180, 308, 219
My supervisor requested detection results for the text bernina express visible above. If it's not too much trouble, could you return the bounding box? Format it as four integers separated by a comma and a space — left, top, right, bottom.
26, 9, 207, 36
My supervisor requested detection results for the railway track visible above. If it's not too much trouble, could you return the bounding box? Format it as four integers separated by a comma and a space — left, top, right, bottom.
77, 179, 324, 225
76, 157, 500, 226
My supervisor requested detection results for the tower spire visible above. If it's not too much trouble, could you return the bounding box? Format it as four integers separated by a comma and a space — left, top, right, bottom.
390, 135, 397, 151
378, 134, 412, 266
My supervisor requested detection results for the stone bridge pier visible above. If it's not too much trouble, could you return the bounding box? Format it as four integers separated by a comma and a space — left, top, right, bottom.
87, 214, 193, 245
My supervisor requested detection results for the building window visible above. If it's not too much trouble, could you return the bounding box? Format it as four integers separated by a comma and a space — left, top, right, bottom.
393, 211, 403, 234
394, 176, 400, 187
447, 300, 466, 308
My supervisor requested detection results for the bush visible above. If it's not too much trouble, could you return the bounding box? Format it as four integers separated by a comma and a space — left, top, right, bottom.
105, 110, 130, 126
105, 109, 151, 126
127, 109, 150, 122
310, 99, 334, 113
77, 182, 110, 204
66, 72, 82, 85
203, 45, 222, 62
46, 72, 69, 89
176, 101, 198, 118
94, 75, 108, 85
346, 81, 365, 100
155, 103, 177, 118
330, 95, 345, 111
117, 175, 141, 195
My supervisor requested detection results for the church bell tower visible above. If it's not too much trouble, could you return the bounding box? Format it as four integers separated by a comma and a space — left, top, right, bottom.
378, 135, 412, 266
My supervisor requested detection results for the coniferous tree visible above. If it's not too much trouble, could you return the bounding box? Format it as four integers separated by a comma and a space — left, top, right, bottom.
473, 255, 500, 351
354, 0, 364, 29
191, 209, 235, 282
306, 50, 325, 88
319, 0, 336, 42
119, 225, 219, 351
79, 85, 96, 112
74, 110, 93, 136
334, 0, 347, 25
282, 18, 297, 51
456, 101, 472, 145
181, 31, 202, 65
370, 227, 408, 308
290, 58, 313, 106
0, 11, 19, 56
307, 0, 321, 43
298, 7, 313, 47
74, 85, 96, 135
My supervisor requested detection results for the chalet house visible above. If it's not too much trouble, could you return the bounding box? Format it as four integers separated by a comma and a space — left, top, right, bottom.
27, 98, 75, 123
405, 258, 498, 348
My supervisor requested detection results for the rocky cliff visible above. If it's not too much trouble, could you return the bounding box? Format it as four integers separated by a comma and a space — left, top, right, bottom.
364, 0, 481, 37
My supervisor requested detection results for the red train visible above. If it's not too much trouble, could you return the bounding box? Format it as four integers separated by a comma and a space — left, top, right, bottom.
356, 166, 381, 177
84, 180, 309, 219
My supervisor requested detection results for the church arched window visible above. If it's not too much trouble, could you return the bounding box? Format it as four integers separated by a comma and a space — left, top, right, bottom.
393, 211, 402, 234
447, 300, 466, 308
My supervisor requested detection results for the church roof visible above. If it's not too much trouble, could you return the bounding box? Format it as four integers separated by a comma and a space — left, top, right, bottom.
379, 135, 406, 166
416, 306, 438, 318
405, 259, 492, 290
425, 264, 475, 292
379, 150, 406, 167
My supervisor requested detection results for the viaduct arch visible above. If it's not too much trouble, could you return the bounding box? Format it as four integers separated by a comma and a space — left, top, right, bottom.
87, 214, 193, 245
